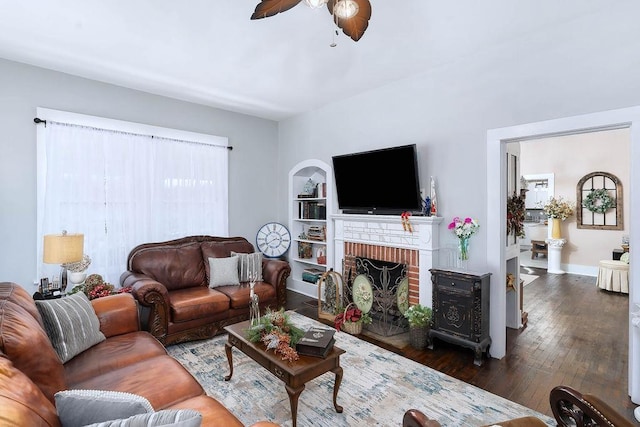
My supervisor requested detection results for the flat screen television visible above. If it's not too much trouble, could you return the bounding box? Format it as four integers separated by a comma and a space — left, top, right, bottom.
332, 144, 423, 214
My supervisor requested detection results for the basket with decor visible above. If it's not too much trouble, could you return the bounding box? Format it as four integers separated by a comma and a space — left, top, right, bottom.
334, 303, 371, 335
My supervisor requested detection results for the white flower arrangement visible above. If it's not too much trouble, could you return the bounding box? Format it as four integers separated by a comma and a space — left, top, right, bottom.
543, 197, 575, 220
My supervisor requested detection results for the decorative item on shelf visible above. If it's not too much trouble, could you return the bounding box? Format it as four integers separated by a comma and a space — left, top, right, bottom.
423, 196, 431, 216
318, 269, 343, 321
43, 230, 84, 294
506, 273, 516, 292
298, 241, 313, 259
542, 196, 574, 239
448, 216, 480, 262
403, 304, 432, 350
334, 302, 371, 335
246, 308, 305, 363
307, 225, 326, 241
302, 267, 324, 284
429, 176, 438, 216
298, 178, 316, 198
583, 188, 614, 214
506, 192, 526, 238
316, 247, 326, 264
401, 211, 413, 233
249, 273, 261, 326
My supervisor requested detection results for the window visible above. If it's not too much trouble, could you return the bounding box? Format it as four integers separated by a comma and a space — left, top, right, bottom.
37, 108, 229, 284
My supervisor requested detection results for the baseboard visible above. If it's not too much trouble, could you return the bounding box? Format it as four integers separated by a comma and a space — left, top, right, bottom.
563, 263, 598, 277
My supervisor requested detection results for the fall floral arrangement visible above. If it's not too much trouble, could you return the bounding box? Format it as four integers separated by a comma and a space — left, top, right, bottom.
507, 192, 526, 238
543, 197, 575, 220
246, 309, 305, 363
68, 273, 132, 300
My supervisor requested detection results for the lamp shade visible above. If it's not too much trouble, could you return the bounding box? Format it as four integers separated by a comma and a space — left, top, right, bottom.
43, 233, 84, 264
333, 0, 359, 19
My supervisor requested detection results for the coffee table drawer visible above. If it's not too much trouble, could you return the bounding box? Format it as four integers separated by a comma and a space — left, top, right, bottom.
269, 362, 290, 382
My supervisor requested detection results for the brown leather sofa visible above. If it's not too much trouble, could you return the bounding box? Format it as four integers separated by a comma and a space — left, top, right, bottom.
0, 282, 278, 426
120, 235, 290, 346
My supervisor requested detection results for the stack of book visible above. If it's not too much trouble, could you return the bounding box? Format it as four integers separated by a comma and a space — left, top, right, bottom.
296, 327, 335, 358
302, 268, 323, 284
306, 226, 326, 242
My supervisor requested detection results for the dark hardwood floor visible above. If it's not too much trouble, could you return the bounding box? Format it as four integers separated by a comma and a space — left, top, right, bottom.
286, 267, 636, 421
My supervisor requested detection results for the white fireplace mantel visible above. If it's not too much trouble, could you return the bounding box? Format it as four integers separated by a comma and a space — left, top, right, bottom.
331, 213, 442, 306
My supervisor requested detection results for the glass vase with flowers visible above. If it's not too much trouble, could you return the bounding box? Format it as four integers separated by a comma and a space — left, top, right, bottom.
448, 217, 480, 261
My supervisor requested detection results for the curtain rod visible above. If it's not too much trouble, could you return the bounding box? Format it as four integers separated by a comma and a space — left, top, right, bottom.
33, 117, 233, 150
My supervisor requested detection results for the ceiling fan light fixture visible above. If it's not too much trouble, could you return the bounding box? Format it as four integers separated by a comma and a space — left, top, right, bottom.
333, 0, 359, 19
304, 0, 328, 9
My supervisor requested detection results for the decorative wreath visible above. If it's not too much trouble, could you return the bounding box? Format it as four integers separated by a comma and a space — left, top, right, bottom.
583, 188, 614, 214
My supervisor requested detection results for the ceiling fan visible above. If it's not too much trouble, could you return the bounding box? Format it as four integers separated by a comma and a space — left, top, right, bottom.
251, 0, 372, 42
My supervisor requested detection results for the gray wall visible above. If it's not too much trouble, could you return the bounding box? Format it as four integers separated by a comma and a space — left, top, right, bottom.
0, 58, 279, 288
277, 1, 640, 272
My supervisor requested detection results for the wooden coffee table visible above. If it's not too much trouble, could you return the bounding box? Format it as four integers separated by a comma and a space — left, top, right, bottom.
224, 320, 345, 427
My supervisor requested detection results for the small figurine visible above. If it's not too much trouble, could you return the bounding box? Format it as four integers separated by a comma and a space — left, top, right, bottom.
249, 273, 260, 326
423, 196, 431, 216
430, 177, 438, 217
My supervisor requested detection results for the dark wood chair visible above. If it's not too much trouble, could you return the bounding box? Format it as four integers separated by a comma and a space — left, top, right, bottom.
402, 409, 546, 427
403, 384, 636, 427
550, 385, 635, 427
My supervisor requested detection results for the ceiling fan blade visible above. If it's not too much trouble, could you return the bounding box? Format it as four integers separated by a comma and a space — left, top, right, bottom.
251, 0, 303, 20
327, 0, 371, 41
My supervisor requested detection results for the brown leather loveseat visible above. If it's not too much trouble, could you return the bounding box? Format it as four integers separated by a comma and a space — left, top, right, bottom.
120, 235, 290, 346
0, 282, 278, 426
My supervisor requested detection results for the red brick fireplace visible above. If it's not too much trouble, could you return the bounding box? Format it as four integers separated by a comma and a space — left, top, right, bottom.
342, 242, 420, 305
332, 214, 442, 307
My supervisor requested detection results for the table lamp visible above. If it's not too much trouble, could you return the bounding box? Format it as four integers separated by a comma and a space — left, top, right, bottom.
43, 231, 84, 293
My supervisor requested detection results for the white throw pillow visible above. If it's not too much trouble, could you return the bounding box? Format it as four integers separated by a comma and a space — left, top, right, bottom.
231, 251, 263, 282
55, 389, 154, 426
208, 256, 240, 288
36, 292, 106, 363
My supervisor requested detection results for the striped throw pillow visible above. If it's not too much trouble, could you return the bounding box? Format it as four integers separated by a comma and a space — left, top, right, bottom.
36, 291, 106, 363
231, 251, 263, 282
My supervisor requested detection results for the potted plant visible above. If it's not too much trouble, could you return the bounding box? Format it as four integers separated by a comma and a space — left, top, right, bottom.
404, 304, 432, 350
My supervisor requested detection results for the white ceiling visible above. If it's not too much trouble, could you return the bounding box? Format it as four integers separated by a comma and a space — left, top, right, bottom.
0, 0, 613, 121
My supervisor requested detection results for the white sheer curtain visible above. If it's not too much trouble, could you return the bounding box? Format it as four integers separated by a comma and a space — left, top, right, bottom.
39, 121, 228, 285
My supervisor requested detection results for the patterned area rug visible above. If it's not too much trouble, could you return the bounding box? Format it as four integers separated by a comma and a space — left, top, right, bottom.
167, 312, 555, 427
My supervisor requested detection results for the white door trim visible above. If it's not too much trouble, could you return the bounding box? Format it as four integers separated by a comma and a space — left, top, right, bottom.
486, 106, 640, 403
